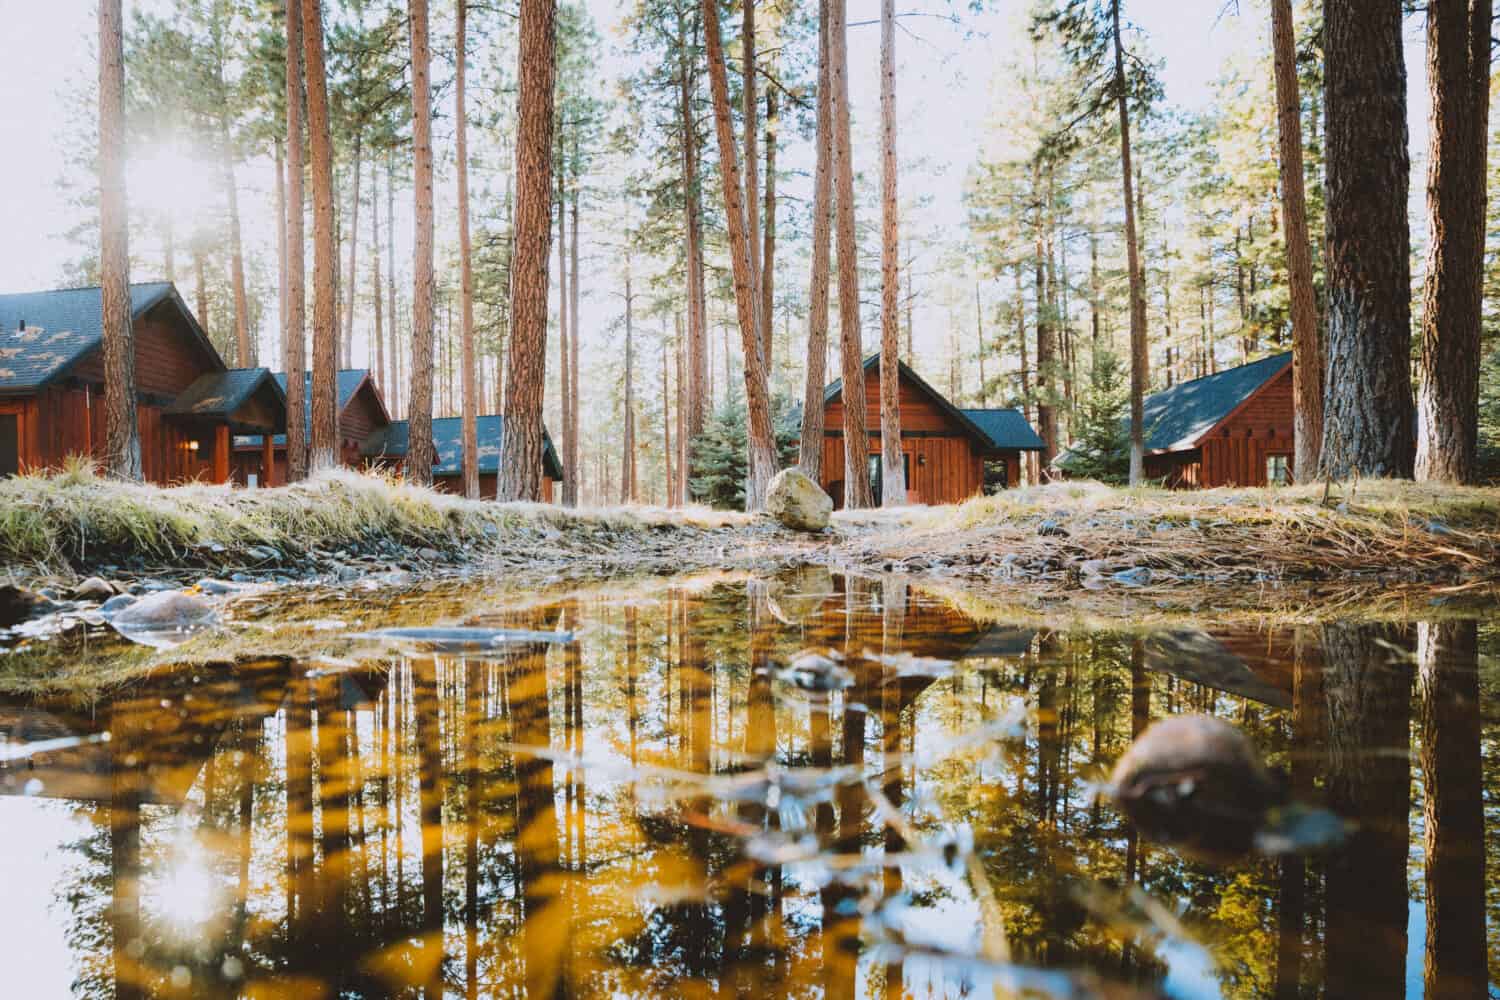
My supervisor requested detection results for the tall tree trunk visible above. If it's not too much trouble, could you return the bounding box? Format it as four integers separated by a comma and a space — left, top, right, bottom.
1034, 165, 1057, 472
975, 283, 987, 404
761, 80, 778, 372
498, 0, 557, 501
98, 0, 140, 480
372, 157, 384, 410
701, 0, 777, 511
1271, 0, 1324, 483
830, 0, 873, 508
386, 154, 398, 413
213, 13, 252, 369
1417, 620, 1488, 999
1417, 0, 1490, 482
663, 335, 674, 505
456, 0, 479, 498
1112, 0, 1149, 485
342, 135, 362, 372
275, 138, 288, 370
678, 12, 708, 454
406, 0, 437, 485
569, 172, 581, 504
1320, 0, 1414, 479
743, 0, 761, 358
557, 137, 572, 506
285, 0, 307, 481
304, 0, 339, 472
622, 261, 636, 504
878, 0, 905, 505
798, 0, 834, 484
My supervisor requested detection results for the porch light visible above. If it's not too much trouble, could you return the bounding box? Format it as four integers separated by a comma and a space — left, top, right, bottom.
188, 440, 200, 452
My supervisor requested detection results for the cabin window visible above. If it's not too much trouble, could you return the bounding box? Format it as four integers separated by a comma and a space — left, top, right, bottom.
866, 453, 910, 506
983, 458, 1009, 494
0, 413, 18, 478
1266, 453, 1291, 486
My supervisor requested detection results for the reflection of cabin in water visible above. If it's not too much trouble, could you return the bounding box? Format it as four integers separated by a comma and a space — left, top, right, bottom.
1124, 352, 1294, 489
231, 368, 392, 486
805, 353, 1045, 507
362, 414, 565, 502
0, 283, 287, 485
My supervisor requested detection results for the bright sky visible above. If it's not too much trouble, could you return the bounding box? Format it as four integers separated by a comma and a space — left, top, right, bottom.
0, 0, 1429, 373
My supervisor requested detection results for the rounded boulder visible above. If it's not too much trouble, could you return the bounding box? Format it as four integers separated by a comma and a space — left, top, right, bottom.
766, 469, 833, 533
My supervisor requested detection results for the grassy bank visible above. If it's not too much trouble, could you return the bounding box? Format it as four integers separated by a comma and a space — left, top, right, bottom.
0, 464, 750, 580
837, 478, 1500, 587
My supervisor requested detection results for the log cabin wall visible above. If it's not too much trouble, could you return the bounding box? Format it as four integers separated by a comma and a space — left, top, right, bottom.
1142, 365, 1295, 488
12, 385, 196, 483
820, 368, 988, 506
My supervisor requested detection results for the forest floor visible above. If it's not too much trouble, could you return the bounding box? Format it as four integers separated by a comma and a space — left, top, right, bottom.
3, 465, 1498, 597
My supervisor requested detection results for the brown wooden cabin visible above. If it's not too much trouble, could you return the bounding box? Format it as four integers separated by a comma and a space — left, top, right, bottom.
810, 352, 1044, 507
1128, 352, 1293, 488
0, 282, 286, 485
231, 369, 391, 486
362, 414, 564, 502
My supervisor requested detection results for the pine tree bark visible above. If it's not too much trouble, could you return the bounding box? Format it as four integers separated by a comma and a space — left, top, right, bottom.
98, 0, 140, 480
1112, 0, 1149, 486
742, 0, 762, 361
212, 10, 252, 368
275, 138, 288, 370
1417, 0, 1490, 482
761, 80, 777, 372
456, 0, 479, 498
877, 0, 904, 505
569, 181, 581, 504
557, 137, 572, 506
1271, 0, 1324, 483
677, 12, 708, 454
1321, 0, 1414, 479
406, 0, 437, 486
342, 135, 362, 371
372, 157, 384, 410
830, 0, 873, 508
498, 0, 557, 502
622, 261, 637, 504
285, 0, 307, 481
797, 0, 833, 484
303, 0, 339, 472
1034, 165, 1057, 473
701, 0, 778, 511
386, 154, 398, 413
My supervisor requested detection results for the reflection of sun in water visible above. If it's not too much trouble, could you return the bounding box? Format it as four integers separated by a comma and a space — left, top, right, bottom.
126, 142, 217, 232
153, 838, 220, 933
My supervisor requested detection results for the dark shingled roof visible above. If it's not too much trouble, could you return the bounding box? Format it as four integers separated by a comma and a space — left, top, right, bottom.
959, 408, 1046, 451
165, 368, 286, 427
820, 351, 1043, 452
234, 369, 377, 448
0, 282, 190, 391
1135, 352, 1291, 451
364, 415, 565, 482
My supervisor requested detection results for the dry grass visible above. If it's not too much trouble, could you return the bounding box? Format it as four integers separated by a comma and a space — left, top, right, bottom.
0, 463, 749, 579
834, 478, 1500, 585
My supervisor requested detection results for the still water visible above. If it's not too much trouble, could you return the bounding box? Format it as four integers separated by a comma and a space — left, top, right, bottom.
0, 570, 1494, 998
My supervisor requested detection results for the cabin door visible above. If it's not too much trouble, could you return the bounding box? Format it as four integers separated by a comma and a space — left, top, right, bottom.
0, 404, 22, 478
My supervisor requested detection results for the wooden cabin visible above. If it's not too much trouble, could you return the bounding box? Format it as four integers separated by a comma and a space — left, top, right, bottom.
1130, 352, 1293, 488
362, 414, 564, 502
0, 282, 286, 484
231, 369, 391, 486
810, 353, 1044, 507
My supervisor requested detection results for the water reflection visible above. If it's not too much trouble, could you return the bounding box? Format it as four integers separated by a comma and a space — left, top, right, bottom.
0, 572, 1494, 998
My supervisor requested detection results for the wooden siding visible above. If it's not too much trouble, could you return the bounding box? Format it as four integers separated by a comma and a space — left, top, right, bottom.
817, 367, 1015, 506
68, 313, 221, 399
1147, 365, 1296, 489
432, 472, 556, 503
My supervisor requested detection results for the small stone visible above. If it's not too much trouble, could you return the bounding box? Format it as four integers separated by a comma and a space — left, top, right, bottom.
1112, 566, 1153, 587
1037, 519, 1068, 537
246, 545, 280, 563
418, 547, 443, 561
196, 578, 240, 595
0, 584, 55, 627
1078, 559, 1108, 577
1424, 519, 1453, 536
98, 594, 136, 617
111, 593, 219, 632
70, 576, 117, 602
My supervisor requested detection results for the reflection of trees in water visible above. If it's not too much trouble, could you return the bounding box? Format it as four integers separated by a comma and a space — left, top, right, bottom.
30, 584, 1497, 999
